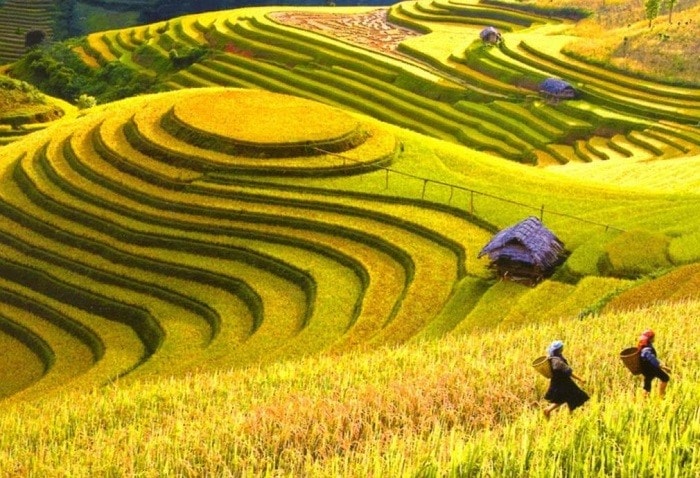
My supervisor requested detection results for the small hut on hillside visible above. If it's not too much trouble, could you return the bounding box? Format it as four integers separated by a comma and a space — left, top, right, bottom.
478, 216, 567, 286
480, 26, 502, 45
539, 77, 577, 102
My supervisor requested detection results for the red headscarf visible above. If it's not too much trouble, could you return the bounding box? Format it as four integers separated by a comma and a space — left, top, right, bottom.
637, 329, 655, 351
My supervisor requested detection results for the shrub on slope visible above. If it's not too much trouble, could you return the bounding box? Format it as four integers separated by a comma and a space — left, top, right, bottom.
599, 229, 672, 278
562, 229, 621, 277
7, 42, 160, 104
669, 229, 700, 264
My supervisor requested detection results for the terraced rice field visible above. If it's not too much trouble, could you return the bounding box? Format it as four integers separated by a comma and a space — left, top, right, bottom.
1, 2, 698, 402
73, 3, 700, 168
0, 88, 502, 399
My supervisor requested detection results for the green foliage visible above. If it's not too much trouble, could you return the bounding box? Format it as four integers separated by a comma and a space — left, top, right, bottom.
8, 42, 159, 105
669, 231, 700, 264
9, 47, 81, 100
645, 0, 662, 26
564, 230, 621, 277
599, 229, 672, 278
75, 94, 96, 110
0, 75, 46, 104
54, 0, 78, 40
168, 45, 211, 70
665, 0, 678, 22
132, 44, 172, 73
94, 61, 160, 103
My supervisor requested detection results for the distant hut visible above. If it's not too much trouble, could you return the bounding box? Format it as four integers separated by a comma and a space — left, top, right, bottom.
480, 26, 502, 45
478, 216, 567, 286
539, 77, 577, 102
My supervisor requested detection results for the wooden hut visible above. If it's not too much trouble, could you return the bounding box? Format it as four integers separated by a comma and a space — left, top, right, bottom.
479, 26, 502, 44
478, 216, 567, 286
539, 77, 577, 102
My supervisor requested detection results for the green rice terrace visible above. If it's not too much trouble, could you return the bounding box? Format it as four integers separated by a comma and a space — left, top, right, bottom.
0, 2, 698, 476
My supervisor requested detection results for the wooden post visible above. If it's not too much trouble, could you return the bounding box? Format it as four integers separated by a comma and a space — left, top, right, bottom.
385, 169, 389, 189
540, 204, 544, 221
421, 179, 427, 199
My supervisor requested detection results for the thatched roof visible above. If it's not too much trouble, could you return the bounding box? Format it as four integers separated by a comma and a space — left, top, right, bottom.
478, 216, 565, 270
539, 78, 576, 97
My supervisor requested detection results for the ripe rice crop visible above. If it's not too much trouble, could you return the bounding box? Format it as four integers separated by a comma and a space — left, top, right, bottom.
604, 263, 700, 312
1, 2, 700, 470
0, 299, 697, 476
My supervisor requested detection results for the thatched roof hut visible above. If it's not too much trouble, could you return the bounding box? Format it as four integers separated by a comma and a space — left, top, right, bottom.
478, 216, 567, 285
480, 26, 502, 44
539, 78, 577, 101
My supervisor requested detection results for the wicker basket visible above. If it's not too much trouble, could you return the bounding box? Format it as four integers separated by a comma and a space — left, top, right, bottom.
532, 356, 552, 378
620, 347, 641, 375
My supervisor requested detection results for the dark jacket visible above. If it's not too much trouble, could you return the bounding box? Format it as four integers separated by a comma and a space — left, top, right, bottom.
544, 355, 589, 411
640, 345, 661, 374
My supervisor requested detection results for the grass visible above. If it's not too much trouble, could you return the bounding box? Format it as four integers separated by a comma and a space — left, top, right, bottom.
565, 5, 700, 86
124, 88, 396, 173
9, 88, 696, 277
0, 299, 697, 476
28, 2, 693, 170
601, 229, 673, 277
22, 142, 316, 370
0, 318, 44, 396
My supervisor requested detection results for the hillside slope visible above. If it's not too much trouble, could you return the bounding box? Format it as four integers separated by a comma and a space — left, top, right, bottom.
0, 0, 55, 64
0, 86, 698, 401
0, 298, 697, 476
6, 4, 699, 172
0, 3, 697, 474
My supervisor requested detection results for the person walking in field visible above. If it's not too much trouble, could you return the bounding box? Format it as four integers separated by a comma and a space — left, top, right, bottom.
543, 340, 589, 419
638, 329, 670, 398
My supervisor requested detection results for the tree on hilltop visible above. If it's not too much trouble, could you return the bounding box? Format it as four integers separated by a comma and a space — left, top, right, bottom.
665, 0, 678, 22
645, 0, 661, 26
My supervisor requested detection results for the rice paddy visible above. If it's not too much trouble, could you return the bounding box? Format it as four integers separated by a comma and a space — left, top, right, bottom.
0, 300, 697, 476
0, 1, 698, 475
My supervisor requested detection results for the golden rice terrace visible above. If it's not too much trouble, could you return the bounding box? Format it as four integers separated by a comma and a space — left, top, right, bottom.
0, 88, 498, 399
0, 2, 699, 401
